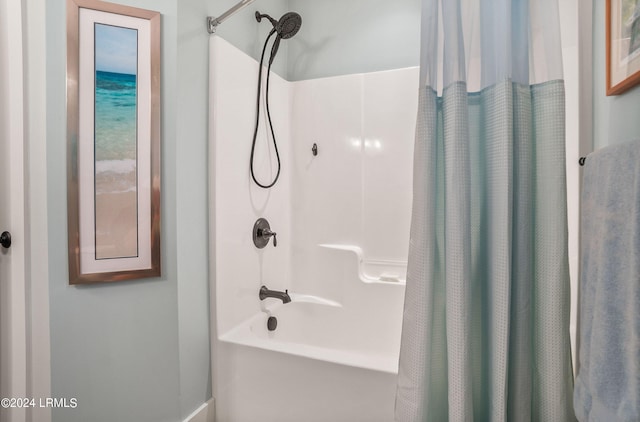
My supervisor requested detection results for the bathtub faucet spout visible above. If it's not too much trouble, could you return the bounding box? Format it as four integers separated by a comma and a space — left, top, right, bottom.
259, 285, 291, 304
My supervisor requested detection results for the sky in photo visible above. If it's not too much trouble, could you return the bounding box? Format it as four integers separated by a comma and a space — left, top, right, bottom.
95, 23, 138, 75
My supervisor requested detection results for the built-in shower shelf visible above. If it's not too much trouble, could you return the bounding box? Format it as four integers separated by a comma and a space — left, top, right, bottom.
317, 244, 407, 285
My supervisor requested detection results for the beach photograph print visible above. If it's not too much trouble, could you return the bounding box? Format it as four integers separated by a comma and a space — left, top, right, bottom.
94, 23, 138, 260
67, 0, 160, 283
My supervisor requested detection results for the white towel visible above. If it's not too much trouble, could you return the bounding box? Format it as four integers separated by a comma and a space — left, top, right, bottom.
574, 140, 640, 422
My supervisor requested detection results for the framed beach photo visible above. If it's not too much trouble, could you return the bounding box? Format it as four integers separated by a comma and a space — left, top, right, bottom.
66, 0, 161, 284
607, 0, 640, 94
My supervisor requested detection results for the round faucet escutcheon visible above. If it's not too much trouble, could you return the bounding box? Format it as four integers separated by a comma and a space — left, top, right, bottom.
253, 218, 277, 248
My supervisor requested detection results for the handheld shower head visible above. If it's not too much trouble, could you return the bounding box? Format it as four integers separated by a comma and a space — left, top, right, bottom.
255, 11, 302, 39
275, 12, 302, 39
256, 10, 302, 64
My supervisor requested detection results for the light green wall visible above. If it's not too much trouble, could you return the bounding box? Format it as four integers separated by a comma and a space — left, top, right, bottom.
214, 0, 421, 81
177, 0, 213, 416
287, 0, 421, 81
46, 0, 210, 421
593, 0, 640, 149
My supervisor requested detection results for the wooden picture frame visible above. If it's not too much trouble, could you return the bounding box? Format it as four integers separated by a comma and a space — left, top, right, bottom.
66, 0, 161, 284
607, 0, 640, 95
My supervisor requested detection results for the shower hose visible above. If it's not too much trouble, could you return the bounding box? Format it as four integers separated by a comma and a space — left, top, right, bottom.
250, 29, 281, 189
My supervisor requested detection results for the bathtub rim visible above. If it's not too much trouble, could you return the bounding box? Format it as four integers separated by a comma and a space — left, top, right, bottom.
219, 301, 401, 375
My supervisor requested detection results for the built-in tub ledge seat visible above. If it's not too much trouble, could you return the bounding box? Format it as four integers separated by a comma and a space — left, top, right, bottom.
318, 244, 407, 285
288, 293, 341, 307
257, 291, 342, 313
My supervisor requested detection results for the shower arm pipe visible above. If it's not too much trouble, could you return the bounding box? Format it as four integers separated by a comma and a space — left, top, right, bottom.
207, 0, 256, 34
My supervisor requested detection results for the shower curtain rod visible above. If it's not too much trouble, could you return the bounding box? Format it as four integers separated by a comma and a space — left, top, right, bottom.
207, 0, 256, 34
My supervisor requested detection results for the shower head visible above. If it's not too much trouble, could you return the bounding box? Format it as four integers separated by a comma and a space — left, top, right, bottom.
255, 11, 302, 39
276, 12, 302, 39
256, 11, 302, 65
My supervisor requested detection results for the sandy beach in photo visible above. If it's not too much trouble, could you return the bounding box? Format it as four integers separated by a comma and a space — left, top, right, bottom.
95, 190, 138, 259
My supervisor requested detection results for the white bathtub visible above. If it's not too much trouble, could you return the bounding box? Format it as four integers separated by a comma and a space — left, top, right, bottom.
214, 300, 404, 421
213, 246, 406, 422
213, 338, 400, 422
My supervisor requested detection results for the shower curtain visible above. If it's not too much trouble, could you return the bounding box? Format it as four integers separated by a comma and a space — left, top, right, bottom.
395, 1, 575, 421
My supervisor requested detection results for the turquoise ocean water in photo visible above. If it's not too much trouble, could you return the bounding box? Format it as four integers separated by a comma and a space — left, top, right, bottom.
94, 70, 137, 194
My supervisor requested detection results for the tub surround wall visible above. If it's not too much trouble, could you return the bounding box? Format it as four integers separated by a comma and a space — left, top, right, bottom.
290, 67, 417, 301
211, 36, 293, 336
212, 35, 415, 338
210, 36, 414, 421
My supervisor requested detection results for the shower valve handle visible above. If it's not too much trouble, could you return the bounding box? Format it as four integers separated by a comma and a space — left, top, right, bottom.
261, 229, 277, 247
